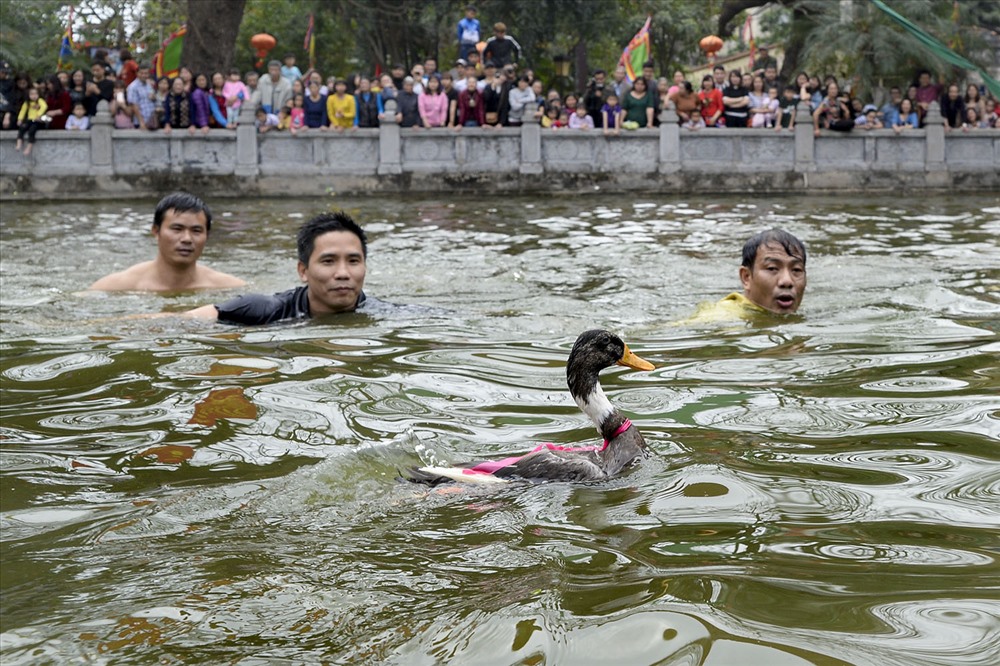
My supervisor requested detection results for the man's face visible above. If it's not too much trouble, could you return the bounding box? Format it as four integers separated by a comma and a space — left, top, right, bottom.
594, 72, 605, 84
247, 73, 258, 88
298, 231, 366, 314
424, 59, 436, 75
91, 65, 104, 81
919, 73, 930, 87
890, 88, 901, 102
137, 68, 149, 83
269, 64, 281, 82
154, 209, 208, 267
764, 66, 776, 80
614, 67, 625, 82
713, 69, 726, 85
740, 242, 806, 314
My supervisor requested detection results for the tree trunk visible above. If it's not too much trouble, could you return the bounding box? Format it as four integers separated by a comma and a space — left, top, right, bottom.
574, 37, 588, 93
183, 0, 247, 75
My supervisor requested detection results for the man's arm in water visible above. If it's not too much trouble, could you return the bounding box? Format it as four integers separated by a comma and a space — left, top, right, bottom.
184, 304, 220, 320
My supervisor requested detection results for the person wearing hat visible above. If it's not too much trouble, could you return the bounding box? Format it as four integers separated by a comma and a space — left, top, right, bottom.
453, 59, 470, 92
257, 59, 292, 114
457, 5, 481, 60
483, 22, 521, 67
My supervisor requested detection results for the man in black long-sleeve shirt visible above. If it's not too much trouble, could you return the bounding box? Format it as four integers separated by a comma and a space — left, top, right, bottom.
483, 22, 521, 67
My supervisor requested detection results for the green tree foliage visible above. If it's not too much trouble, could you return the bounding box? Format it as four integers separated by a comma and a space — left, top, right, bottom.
0, 0, 71, 74
797, 0, 992, 96
719, 0, 997, 97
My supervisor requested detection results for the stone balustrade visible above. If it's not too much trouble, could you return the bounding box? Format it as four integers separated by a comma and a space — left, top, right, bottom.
1, 100, 996, 199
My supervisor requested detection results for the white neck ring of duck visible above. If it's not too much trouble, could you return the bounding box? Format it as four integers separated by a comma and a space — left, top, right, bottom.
574, 383, 615, 432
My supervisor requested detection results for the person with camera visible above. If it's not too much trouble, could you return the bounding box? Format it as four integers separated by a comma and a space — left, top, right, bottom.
583, 69, 607, 128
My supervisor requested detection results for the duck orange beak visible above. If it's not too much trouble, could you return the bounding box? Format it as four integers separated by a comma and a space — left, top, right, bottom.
617, 344, 655, 371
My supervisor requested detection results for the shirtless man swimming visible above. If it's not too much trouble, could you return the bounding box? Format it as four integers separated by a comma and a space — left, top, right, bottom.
89, 192, 245, 292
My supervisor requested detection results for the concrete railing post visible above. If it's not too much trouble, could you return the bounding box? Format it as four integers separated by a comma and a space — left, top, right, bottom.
924, 100, 945, 168
377, 99, 402, 175
794, 102, 814, 171
658, 106, 680, 173
520, 121, 542, 174
90, 100, 113, 175
235, 102, 258, 176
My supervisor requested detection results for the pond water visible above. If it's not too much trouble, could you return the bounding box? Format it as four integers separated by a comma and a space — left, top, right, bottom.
1, 194, 999, 665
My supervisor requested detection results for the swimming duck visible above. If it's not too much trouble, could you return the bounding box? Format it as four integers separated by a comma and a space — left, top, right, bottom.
408, 329, 654, 485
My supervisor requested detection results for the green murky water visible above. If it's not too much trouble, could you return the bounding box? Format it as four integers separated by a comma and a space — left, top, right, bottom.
1, 194, 999, 665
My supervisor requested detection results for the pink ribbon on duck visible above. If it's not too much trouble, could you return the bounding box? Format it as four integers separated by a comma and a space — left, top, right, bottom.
463, 419, 633, 476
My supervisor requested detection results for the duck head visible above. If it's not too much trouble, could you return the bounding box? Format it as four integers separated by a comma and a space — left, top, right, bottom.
566, 329, 654, 437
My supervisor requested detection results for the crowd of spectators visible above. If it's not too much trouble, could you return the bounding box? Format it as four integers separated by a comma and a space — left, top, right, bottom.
2, 17, 998, 155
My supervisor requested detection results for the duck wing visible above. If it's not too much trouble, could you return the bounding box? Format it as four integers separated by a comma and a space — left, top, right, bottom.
496, 447, 606, 482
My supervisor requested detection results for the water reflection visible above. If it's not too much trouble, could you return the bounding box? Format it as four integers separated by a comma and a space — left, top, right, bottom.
1, 194, 998, 664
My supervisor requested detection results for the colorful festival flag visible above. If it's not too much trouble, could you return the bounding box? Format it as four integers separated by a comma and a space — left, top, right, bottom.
57, 6, 75, 70
618, 16, 651, 84
154, 25, 186, 80
304, 13, 315, 70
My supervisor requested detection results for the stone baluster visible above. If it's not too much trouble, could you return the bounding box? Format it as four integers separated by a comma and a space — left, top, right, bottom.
520, 121, 542, 174
377, 99, 402, 175
924, 100, 945, 171
235, 101, 258, 176
90, 100, 113, 175
794, 101, 814, 172
658, 106, 680, 173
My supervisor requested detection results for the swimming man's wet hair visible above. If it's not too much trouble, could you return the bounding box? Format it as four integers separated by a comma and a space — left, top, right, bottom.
297, 211, 368, 265
153, 192, 212, 232
742, 228, 807, 268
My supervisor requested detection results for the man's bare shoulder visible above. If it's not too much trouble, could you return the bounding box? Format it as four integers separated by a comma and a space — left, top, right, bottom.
89, 262, 156, 291
194, 266, 246, 289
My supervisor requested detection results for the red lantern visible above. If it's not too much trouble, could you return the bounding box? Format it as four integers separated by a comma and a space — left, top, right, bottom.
699, 35, 724, 62
250, 33, 277, 68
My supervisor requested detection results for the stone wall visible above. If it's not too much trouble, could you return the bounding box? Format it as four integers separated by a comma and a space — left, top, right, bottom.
1, 101, 997, 199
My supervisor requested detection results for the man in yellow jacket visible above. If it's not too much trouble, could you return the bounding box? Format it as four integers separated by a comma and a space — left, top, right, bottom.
686, 228, 807, 323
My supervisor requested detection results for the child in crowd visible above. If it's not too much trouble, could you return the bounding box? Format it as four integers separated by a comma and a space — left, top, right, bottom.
65, 102, 90, 130
276, 106, 291, 131
764, 86, 781, 128
16, 86, 48, 155
222, 69, 249, 127
255, 107, 279, 133
601, 93, 622, 135
281, 54, 302, 84
774, 85, 799, 131
289, 94, 306, 135
540, 104, 563, 129
854, 104, 883, 130
568, 104, 594, 129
